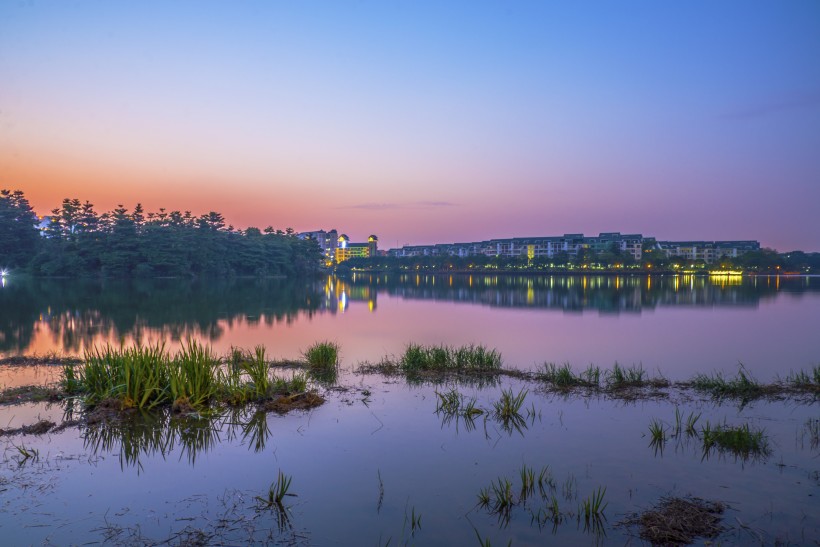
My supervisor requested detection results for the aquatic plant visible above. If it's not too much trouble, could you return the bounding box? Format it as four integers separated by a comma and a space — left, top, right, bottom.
580, 486, 608, 520
435, 388, 462, 414
519, 464, 535, 500
303, 341, 339, 372
690, 365, 763, 399
648, 419, 667, 443
242, 345, 271, 398
400, 343, 502, 372
606, 362, 646, 388
60, 363, 83, 394
783, 365, 820, 391
169, 341, 219, 408
685, 411, 701, 436
700, 421, 770, 460
537, 466, 556, 495
538, 363, 586, 388
562, 474, 577, 501
13, 443, 39, 463
257, 470, 295, 507
490, 477, 516, 514
492, 388, 528, 420
406, 506, 421, 533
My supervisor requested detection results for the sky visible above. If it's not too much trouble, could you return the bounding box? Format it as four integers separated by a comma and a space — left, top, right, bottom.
1, 1, 819, 251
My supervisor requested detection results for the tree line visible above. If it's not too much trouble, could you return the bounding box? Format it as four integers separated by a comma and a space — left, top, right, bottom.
0, 189, 322, 277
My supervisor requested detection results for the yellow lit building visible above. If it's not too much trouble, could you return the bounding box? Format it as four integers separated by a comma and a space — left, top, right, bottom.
335, 234, 378, 263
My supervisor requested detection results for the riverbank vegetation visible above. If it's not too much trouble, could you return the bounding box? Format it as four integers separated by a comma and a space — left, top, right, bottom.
1, 189, 322, 277
55, 342, 324, 415
2, 344, 816, 419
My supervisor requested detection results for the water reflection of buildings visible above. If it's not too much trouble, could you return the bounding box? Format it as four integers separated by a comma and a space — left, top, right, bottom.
337, 274, 817, 314
323, 276, 378, 313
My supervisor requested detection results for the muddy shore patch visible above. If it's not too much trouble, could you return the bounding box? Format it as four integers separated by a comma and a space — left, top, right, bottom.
619, 496, 726, 545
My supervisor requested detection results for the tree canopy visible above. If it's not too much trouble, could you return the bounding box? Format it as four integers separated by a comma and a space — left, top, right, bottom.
0, 189, 322, 277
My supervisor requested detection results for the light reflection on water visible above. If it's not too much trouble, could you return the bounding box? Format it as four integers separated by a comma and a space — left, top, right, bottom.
0, 274, 818, 379
0, 372, 817, 545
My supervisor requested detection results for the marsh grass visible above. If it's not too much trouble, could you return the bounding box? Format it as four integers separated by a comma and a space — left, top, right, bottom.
257, 470, 295, 508
272, 372, 308, 394
80, 343, 171, 409
803, 418, 820, 450
435, 388, 462, 414
405, 506, 421, 533
606, 363, 647, 388
64, 341, 324, 416
782, 365, 820, 392
648, 419, 667, 443
241, 345, 271, 398
538, 363, 594, 388
400, 343, 502, 373
169, 341, 219, 408
60, 364, 82, 394
519, 464, 535, 500
303, 341, 339, 371
492, 388, 527, 419
701, 421, 770, 460
580, 486, 607, 520
690, 365, 764, 400
537, 466, 556, 496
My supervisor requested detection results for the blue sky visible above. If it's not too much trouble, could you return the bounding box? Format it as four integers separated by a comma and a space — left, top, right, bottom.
1, 1, 819, 249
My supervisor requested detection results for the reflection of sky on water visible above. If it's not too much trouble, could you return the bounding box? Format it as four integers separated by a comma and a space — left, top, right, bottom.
0, 373, 817, 545
1, 275, 818, 379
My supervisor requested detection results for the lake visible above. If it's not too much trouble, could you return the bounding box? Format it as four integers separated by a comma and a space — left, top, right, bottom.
0, 274, 818, 545
1, 273, 818, 381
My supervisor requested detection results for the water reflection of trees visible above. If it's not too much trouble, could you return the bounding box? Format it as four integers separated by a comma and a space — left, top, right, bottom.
0, 277, 326, 353
1, 274, 817, 354
82, 407, 271, 471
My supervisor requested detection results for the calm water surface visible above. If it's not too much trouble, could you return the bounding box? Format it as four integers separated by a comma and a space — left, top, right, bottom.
1, 274, 818, 380
0, 371, 817, 545
0, 274, 818, 544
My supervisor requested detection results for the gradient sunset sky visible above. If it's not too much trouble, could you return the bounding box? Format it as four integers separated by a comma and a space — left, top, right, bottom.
1, 1, 819, 250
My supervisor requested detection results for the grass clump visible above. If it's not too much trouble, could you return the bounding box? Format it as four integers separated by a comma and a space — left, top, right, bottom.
492, 388, 527, 420
257, 470, 295, 507
303, 341, 339, 372
81, 343, 171, 410
690, 365, 764, 400
65, 341, 320, 414
606, 363, 647, 389
538, 363, 589, 388
648, 419, 667, 443
400, 343, 502, 373
701, 421, 770, 460
169, 341, 219, 408
783, 365, 820, 392
580, 486, 608, 521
